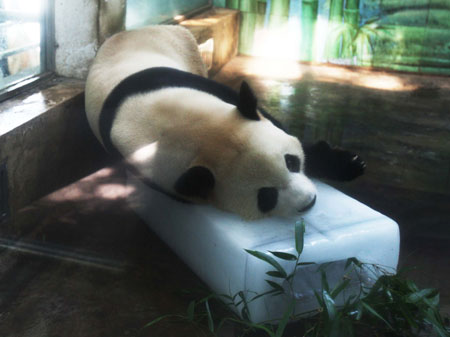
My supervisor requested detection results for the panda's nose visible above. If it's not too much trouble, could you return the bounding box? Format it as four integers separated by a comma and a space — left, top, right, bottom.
298, 195, 316, 212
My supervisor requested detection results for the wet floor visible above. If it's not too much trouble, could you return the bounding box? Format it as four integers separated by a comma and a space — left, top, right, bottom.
0, 56, 449, 336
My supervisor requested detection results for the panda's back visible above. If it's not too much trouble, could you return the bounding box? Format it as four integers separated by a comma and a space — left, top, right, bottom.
85, 25, 207, 141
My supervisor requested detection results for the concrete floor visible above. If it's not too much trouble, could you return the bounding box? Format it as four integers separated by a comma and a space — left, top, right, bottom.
0, 56, 449, 336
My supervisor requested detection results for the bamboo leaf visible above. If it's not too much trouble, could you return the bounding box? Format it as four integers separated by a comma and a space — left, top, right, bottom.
231, 292, 240, 302
204, 300, 214, 332
266, 270, 287, 278
238, 291, 251, 321
266, 280, 285, 294
322, 290, 337, 321
219, 293, 233, 302
343, 294, 357, 310
186, 300, 196, 321
321, 270, 330, 293
249, 289, 279, 302
314, 290, 324, 307
270, 291, 284, 297
406, 279, 419, 292
295, 220, 306, 255
275, 300, 295, 337
142, 314, 175, 329
245, 249, 287, 278
297, 262, 315, 266
356, 301, 363, 320
345, 257, 362, 269
221, 317, 276, 337
360, 301, 393, 330
385, 289, 394, 302
427, 291, 440, 308
331, 278, 351, 299
398, 302, 419, 330
269, 251, 297, 261
424, 308, 449, 337
406, 288, 436, 304
341, 317, 355, 337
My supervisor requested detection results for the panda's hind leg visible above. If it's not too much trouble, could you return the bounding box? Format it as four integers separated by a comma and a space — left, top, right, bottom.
304, 141, 366, 181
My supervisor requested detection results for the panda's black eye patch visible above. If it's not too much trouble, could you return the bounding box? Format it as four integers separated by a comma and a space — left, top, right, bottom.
285, 154, 300, 173
257, 187, 278, 213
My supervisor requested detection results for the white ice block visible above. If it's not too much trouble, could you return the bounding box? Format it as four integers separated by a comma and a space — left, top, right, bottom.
127, 173, 400, 323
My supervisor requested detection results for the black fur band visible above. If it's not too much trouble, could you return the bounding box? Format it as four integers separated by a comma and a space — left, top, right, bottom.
99, 67, 239, 155
98, 67, 283, 156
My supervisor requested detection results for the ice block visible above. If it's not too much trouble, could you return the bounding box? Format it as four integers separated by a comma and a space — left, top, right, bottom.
127, 173, 400, 323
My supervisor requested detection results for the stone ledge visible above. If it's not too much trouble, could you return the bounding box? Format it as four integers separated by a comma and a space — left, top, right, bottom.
0, 77, 84, 137
181, 8, 240, 76
0, 78, 108, 223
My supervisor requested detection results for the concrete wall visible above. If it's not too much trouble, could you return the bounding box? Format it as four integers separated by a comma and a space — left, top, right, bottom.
54, 0, 126, 79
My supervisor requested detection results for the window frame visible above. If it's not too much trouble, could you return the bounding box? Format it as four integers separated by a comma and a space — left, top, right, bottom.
0, 0, 54, 103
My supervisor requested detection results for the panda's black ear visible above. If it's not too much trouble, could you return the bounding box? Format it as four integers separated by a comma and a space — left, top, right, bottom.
237, 81, 260, 121
174, 166, 215, 199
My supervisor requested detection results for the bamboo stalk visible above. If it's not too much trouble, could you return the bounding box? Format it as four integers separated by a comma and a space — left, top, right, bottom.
268, 0, 290, 28
341, 0, 359, 59
225, 0, 240, 10
239, 0, 258, 13
326, 0, 344, 59
239, 12, 258, 55
300, 0, 319, 61
270, 0, 290, 17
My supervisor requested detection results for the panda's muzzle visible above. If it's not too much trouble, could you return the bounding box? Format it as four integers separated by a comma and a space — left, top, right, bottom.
298, 195, 316, 213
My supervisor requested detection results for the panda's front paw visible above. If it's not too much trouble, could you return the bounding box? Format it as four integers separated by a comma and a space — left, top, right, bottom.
330, 147, 366, 181
304, 141, 366, 181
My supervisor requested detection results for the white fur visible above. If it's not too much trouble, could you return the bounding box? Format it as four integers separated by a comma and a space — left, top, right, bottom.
85, 25, 207, 142
85, 25, 316, 219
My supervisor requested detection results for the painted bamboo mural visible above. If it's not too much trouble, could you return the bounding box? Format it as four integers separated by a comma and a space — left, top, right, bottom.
268, 0, 290, 28
300, 0, 319, 61
238, 0, 259, 54
218, 0, 450, 74
341, 0, 359, 59
225, 0, 239, 9
326, 0, 344, 59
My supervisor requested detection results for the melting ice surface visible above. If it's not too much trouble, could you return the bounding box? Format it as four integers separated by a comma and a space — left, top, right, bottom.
127, 173, 399, 323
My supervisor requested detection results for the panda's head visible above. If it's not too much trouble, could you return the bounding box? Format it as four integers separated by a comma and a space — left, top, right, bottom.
173, 82, 317, 219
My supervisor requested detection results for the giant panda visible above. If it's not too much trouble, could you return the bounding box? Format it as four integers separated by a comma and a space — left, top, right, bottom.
85, 25, 365, 220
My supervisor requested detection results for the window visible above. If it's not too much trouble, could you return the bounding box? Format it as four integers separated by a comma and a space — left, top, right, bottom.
0, 0, 51, 98
126, 0, 212, 29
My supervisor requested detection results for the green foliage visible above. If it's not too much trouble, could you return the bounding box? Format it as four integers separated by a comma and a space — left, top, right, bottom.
143, 219, 450, 337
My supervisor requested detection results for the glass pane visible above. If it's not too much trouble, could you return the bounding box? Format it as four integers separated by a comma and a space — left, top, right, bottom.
126, 0, 211, 29
0, 0, 42, 91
